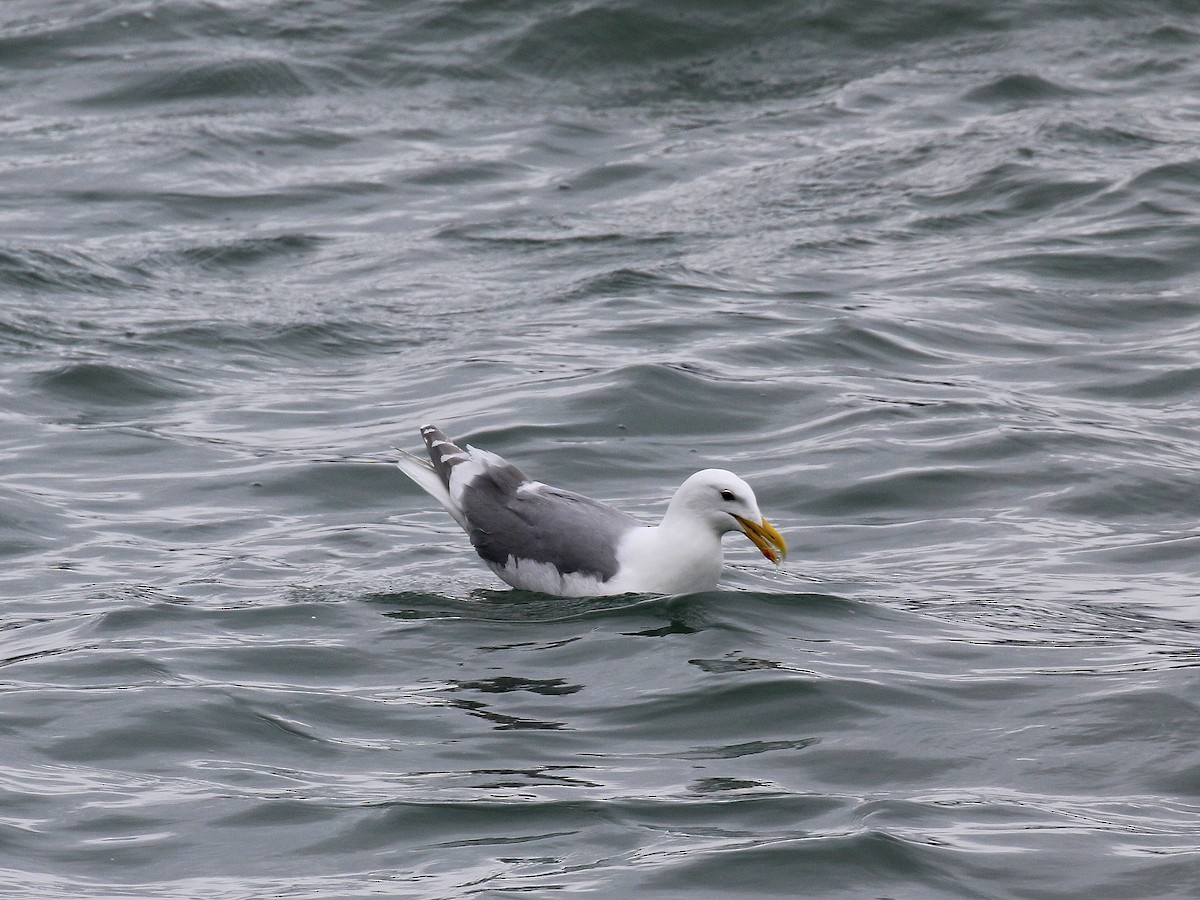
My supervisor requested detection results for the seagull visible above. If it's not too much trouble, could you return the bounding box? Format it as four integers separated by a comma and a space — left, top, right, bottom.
395, 425, 787, 597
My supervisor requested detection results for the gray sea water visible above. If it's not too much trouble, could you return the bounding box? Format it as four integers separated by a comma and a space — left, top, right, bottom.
3, 1, 1200, 896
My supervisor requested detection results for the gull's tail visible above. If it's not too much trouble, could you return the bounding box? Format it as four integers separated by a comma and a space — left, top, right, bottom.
395, 425, 467, 528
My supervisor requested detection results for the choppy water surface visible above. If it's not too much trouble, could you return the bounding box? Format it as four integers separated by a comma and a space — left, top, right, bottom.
3, 1, 1200, 896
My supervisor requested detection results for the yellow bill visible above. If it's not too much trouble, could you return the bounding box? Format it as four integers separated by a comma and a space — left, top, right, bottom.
733, 515, 788, 565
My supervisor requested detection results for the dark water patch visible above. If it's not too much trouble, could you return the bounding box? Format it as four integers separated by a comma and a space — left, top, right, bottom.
688, 654, 785, 674
138, 319, 417, 368
1075, 362, 1200, 403
403, 0, 973, 108
646, 830, 983, 898
1055, 687, 1200, 748
368, 589, 814, 640
1125, 159, 1200, 199
806, 465, 1014, 518
454, 675, 583, 696
1090, 534, 1200, 569
602, 676, 880, 739
559, 160, 669, 195
626, 616, 699, 638
1048, 687, 1200, 795
305, 798, 582, 854
1050, 467, 1200, 522
745, 319, 1048, 391
557, 361, 779, 439
1055, 222, 1200, 281
0, 312, 54, 353
1146, 22, 1198, 45
349, 0, 1018, 104
0, 617, 95, 671
1009, 289, 1199, 332
170, 233, 324, 272
1042, 120, 1169, 151
689, 776, 766, 792
913, 161, 1109, 217
6, 1, 344, 76
31, 363, 192, 407
811, 317, 955, 369
437, 224, 678, 252
500, 0, 1013, 78
88, 586, 354, 635
0, 246, 146, 295
673, 737, 819, 759
0, 486, 72, 559
401, 159, 531, 188
365, 587, 668, 625
445, 694, 569, 731
922, 592, 1200, 649
996, 248, 1192, 283
1097, 52, 1193, 82
41, 689, 315, 764
1007, 175, 1112, 216
962, 72, 1087, 107
248, 461, 401, 512
554, 267, 690, 306
611, 792, 852, 835
200, 642, 384, 687
215, 121, 366, 152
11, 645, 175, 689
84, 55, 314, 107
148, 187, 350, 219
820, 0, 1014, 49
500, 4, 741, 75
214, 798, 341, 830
918, 420, 1119, 472
0, 7, 183, 70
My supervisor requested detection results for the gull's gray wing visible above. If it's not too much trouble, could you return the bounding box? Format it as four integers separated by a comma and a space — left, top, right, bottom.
462, 471, 640, 582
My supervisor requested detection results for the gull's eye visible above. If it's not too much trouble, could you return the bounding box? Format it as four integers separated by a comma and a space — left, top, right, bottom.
719, 489, 736, 502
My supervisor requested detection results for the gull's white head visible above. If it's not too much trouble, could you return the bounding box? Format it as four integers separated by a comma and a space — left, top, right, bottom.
667, 468, 788, 564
